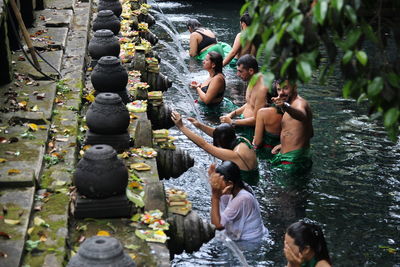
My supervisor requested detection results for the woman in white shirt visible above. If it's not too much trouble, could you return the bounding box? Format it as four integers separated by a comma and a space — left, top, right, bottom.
208, 161, 268, 241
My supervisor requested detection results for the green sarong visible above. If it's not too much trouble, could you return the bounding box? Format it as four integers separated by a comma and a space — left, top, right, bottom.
227, 57, 238, 69
301, 257, 318, 267
198, 97, 237, 117
195, 42, 232, 61
269, 147, 312, 175
256, 131, 280, 160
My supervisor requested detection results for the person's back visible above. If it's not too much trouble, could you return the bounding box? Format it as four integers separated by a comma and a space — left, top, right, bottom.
223, 12, 257, 67
220, 189, 266, 241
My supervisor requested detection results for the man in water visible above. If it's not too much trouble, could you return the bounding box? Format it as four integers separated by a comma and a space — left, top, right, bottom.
270, 80, 313, 175
220, 54, 268, 142
222, 12, 256, 68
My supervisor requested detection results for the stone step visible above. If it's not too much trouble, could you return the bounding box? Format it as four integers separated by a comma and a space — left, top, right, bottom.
45, 0, 76, 10
0, 80, 57, 122
0, 124, 49, 187
28, 27, 69, 51
0, 187, 35, 267
13, 50, 63, 80
35, 9, 73, 28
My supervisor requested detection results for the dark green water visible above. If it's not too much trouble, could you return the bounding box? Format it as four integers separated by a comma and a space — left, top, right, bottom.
150, 0, 400, 265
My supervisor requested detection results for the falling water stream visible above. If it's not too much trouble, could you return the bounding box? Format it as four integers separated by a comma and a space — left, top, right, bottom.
149, 0, 400, 266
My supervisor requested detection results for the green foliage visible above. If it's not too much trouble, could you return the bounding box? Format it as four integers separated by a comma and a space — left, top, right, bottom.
241, 0, 400, 141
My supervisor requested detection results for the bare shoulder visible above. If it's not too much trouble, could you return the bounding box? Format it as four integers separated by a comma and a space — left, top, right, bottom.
315, 260, 331, 267
292, 95, 310, 109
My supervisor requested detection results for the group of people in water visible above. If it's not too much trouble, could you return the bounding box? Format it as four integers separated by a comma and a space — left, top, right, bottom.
170, 13, 331, 266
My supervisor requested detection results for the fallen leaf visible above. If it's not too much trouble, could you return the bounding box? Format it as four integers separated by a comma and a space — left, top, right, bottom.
76, 224, 87, 231
0, 232, 11, 239
18, 101, 27, 108
33, 216, 48, 227
78, 235, 86, 243
125, 244, 139, 250
128, 253, 136, 259
27, 227, 35, 235
4, 219, 21, 225
0, 158, 7, 163
0, 251, 7, 258
28, 123, 38, 131
25, 240, 41, 251
39, 126, 47, 130
31, 105, 39, 112
38, 232, 47, 242
36, 93, 46, 100
97, 230, 111, 236
55, 137, 68, 142
8, 169, 21, 175
0, 137, 7, 143
85, 94, 95, 102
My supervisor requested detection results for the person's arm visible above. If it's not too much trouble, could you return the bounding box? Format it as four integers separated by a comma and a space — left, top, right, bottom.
171, 112, 238, 161
187, 117, 215, 137
189, 33, 199, 57
282, 101, 308, 122
253, 108, 266, 146
223, 33, 241, 66
271, 144, 281, 154
195, 75, 224, 104
253, 78, 268, 121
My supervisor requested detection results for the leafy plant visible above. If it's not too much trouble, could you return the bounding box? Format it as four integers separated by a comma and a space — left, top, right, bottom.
241, 0, 400, 140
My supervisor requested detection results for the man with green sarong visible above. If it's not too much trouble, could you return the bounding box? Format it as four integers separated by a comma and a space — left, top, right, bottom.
270, 80, 314, 175
223, 12, 257, 68
220, 55, 268, 142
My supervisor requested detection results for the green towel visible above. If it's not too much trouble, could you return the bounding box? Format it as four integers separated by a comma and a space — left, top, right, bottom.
269, 147, 312, 175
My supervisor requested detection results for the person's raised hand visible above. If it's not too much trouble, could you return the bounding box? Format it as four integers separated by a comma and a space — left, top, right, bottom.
190, 81, 199, 89
284, 241, 303, 267
271, 144, 281, 155
171, 111, 183, 128
272, 96, 285, 108
208, 163, 216, 176
219, 115, 232, 124
187, 117, 200, 128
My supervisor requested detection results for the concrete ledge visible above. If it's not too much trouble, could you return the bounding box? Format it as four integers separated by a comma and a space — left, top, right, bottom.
0, 187, 35, 267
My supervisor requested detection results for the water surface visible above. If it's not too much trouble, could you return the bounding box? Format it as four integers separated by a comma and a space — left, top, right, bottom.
150, 1, 400, 265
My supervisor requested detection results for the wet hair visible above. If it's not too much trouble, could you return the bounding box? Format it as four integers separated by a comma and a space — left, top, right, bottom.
208, 51, 223, 75
186, 19, 202, 31
213, 123, 236, 150
286, 221, 332, 265
215, 161, 245, 189
240, 12, 252, 26
237, 54, 259, 73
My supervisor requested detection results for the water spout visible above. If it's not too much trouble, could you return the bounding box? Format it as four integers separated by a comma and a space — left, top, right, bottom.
214, 231, 249, 267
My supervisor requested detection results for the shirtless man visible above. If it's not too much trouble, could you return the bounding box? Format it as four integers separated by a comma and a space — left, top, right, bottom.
220, 55, 268, 142
270, 80, 313, 174
223, 13, 257, 67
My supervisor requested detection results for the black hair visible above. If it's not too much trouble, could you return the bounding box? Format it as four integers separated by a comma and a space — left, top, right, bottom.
208, 51, 223, 75
186, 19, 202, 31
240, 12, 252, 26
215, 161, 245, 189
237, 54, 259, 73
213, 123, 236, 150
286, 221, 332, 264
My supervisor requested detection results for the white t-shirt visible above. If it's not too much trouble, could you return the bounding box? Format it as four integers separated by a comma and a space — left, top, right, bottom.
220, 189, 268, 241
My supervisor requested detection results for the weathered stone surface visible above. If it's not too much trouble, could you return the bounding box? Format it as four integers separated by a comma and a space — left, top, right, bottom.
0, 187, 35, 267
0, 81, 57, 122
29, 27, 69, 50
35, 9, 73, 27
0, 124, 48, 187
44, 0, 75, 10
134, 118, 153, 147
148, 243, 170, 267
70, 218, 159, 266
143, 182, 167, 215
13, 50, 63, 80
